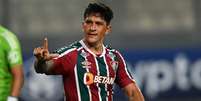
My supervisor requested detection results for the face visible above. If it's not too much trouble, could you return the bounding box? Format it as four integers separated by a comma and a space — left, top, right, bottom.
82, 14, 111, 45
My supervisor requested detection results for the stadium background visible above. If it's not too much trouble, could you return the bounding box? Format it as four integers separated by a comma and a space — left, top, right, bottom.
1, 0, 201, 101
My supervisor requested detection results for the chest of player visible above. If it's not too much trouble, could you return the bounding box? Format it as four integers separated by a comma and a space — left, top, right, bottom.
76, 50, 118, 85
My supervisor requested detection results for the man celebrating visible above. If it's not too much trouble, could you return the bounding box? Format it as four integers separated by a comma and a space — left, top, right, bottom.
34, 2, 144, 101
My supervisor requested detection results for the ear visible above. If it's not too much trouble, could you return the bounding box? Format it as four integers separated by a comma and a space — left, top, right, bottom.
106, 25, 112, 35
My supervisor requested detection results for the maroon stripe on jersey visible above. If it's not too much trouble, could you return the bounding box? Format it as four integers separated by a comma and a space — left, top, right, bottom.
60, 50, 79, 101
52, 48, 77, 75
84, 48, 100, 101
115, 50, 134, 88
63, 73, 78, 101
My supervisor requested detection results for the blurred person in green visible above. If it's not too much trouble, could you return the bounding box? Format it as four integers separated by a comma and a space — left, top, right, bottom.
0, 25, 24, 101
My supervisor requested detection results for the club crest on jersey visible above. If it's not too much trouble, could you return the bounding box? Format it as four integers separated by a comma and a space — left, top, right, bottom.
80, 50, 89, 59
110, 61, 118, 71
81, 60, 91, 68
108, 52, 116, 61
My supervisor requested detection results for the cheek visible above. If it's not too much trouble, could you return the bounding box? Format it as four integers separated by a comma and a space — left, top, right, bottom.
100, 29, 107, 35
99, 31, 106, 38
82, 24, 88, 30
82, 27, 88, 32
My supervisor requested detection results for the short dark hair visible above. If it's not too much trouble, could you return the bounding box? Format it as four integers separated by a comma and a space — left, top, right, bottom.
84, 2, 113, 25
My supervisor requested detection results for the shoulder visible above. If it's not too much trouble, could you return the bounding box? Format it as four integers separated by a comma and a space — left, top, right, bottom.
105, 45, 122, 55
53, 41, 82, 55
0, 26, 20, 49
105, 45, 125, 60
0, 26, 23, 65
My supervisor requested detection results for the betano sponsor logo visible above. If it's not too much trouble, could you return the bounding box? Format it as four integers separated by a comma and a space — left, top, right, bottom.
84, 72, 115, 85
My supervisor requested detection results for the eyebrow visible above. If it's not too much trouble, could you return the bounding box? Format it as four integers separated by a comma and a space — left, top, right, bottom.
85, 18, 105, 23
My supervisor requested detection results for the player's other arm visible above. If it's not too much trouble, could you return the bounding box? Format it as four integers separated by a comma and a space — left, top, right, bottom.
115, 51, 144, 101
123, 82, 144, 101
5, 31, 24, 100
33, 38, 59, 74
10, 64, 24, 97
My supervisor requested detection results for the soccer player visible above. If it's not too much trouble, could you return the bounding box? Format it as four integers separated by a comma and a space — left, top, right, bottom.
0, 25, 24, 101
33, 2, 144, 101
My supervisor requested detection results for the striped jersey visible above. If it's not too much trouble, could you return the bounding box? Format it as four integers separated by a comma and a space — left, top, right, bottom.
52, 40, 134, 101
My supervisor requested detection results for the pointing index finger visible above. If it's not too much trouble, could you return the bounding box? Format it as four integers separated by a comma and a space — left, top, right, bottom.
43, 37, 48, 50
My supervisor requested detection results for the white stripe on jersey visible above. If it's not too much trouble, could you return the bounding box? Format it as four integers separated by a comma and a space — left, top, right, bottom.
80, 40, 96, 57
77, 47, 83, 51
56, 48, 76, 58
74, 65, 81, 101
1, 31, 18, 49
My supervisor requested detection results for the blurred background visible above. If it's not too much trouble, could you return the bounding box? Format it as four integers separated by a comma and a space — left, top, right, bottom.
1, 0, 201, 101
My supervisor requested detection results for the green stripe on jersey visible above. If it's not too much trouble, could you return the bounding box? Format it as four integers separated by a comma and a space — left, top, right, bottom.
77, 51, 90, 101
96, 57, 107, 101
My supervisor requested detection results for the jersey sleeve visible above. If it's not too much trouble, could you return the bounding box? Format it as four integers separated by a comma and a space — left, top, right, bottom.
2, 29, 23, 68
115, 51, 134, 88
52, 48, 77, 75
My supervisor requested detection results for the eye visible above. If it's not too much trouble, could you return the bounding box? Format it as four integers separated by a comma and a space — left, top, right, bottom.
85, 20, 92, 24
96, 22, 104, 26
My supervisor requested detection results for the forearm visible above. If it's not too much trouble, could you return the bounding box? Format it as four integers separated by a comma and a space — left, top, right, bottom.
10, 65, 24, 97
11, 73, 24, 97
34, 59, 54, 74
128, 85, 144, 101
124, 83, 145, 101
34, 59, 46, 73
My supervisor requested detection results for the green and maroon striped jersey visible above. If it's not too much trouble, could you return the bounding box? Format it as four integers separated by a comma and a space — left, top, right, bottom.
52, 40, 134, 101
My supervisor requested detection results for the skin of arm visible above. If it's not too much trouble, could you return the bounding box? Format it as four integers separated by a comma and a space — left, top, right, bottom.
34, 59, 55, 74
123, 82, 145, 101
10, 64, 24, 97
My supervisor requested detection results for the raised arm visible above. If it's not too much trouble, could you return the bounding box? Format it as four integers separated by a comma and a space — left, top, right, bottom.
33, 38, 59, 74
123, 82, 145, 101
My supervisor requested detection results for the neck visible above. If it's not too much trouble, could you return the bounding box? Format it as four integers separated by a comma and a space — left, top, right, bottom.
83, 39, 103, 55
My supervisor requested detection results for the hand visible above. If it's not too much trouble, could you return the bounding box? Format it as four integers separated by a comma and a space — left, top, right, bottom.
33, 38, 59, 61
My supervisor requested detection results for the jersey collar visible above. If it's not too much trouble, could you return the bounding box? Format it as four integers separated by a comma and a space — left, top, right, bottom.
79, 40, 106, 57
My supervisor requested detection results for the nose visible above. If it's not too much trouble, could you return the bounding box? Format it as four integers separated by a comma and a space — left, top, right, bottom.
90, 23, 97, 31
